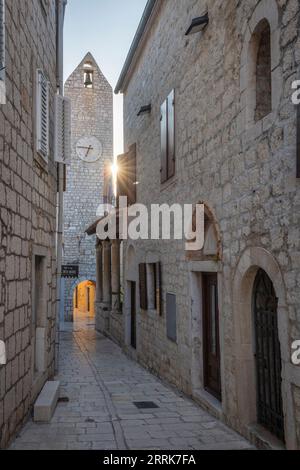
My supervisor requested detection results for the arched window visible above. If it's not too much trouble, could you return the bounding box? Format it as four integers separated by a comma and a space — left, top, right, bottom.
254, 20, 272, 121
240, 0, 281, 131
186, 204, 221, 262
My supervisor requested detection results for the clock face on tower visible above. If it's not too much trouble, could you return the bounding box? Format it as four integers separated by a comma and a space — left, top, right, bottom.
76, 136, 102, 163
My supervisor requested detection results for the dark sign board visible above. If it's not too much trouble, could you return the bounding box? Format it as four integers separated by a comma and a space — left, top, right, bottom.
61, 265, 79, 279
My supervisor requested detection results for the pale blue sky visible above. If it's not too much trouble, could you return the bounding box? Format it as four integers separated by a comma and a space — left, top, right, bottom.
64, 0, 148, 156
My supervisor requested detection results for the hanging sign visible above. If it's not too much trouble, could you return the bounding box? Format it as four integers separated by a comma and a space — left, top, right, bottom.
61, 265, 79, 279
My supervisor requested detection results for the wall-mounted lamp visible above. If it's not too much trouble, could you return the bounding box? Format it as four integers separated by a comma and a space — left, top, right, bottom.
137, 104, 152, 116
185, 13, 209, 35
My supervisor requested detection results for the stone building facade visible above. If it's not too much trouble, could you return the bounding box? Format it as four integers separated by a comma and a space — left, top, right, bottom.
0, 0, 66, 448
106, 0, 300, 450
62, 53, 113, 322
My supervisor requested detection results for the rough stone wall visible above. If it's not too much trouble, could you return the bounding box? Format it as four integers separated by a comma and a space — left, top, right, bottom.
119, 0, 300, 448
0, 0, 58, 448
63, 54, 113, 321
107, 310, 123, 345
294, 386, 300, 445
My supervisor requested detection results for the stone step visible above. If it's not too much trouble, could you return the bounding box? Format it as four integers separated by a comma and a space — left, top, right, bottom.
34, 381, 60, 423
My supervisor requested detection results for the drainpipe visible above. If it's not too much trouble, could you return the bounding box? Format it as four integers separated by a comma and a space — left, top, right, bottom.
55, 0, 67, 373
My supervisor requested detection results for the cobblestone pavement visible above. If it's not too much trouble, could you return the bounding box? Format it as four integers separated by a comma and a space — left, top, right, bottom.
10, 317, 254, 450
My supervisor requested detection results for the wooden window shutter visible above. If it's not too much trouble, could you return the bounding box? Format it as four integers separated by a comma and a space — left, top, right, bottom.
127, 144, 137, 206
167, 89, 175, 178
0, 0, 5, 83
117, 144, 137, 206
155, 262, 162, 316
63, 163, 66, 192
36, 69, 49, 160
139, 263, 148, 310
54, 95, 71, 164
57, 163, 67, 193
160, 100, 168, 183
166, 293, 177, 342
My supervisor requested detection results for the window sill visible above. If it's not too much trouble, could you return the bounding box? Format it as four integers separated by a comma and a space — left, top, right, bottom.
145, 308, 158, 318
261, 110, 276, 132
111, 308, 122, 316
160, 175, 178, 193
34, 152, 49, 173
243, 110, 276, 145
167, 336, 177, 345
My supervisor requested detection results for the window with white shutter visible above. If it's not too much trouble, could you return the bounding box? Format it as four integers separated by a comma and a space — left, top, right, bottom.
166, 293, 177, 343
54, 95, 71, 164
146, 264, 156, 310
139, 263, 148, 310
160, 89, 175, 183
36, 69, 49, 161
155, 262, 162, 316
117, 144, 137, 207
0, 0, 5, 83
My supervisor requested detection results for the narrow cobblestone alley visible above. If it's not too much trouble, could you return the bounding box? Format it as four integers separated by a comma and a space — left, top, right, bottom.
10, 317, 254, 451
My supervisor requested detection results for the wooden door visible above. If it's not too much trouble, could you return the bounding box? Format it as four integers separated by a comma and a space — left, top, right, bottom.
203, 273, 222, 401
130, 282, 136, 349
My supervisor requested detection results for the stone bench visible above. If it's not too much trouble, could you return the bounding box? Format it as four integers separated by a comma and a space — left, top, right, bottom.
34, 381, 60, 423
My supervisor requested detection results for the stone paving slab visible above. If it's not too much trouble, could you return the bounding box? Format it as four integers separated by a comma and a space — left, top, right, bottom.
10, 320, 254, 450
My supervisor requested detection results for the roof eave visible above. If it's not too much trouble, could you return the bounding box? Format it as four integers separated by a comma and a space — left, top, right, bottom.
115, 0, 159, 94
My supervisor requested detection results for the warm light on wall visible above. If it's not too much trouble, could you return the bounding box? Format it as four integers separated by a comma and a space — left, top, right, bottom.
111, 162, 118, 196
111, 162, 118, 178
73, 280, 96, 317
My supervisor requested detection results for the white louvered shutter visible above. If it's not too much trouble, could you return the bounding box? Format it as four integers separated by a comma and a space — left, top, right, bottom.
0, 0, 5, 82
36, 69, 49, 160
54, 95, 71, 164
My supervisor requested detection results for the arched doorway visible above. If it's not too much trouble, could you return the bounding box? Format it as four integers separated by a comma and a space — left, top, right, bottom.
189, 203, 223, 407
253, 269, 284, 442
232, 247, 297, 448
73, 280, 96, 324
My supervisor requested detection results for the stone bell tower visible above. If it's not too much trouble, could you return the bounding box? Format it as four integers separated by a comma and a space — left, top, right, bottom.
62, 52, 113, 322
